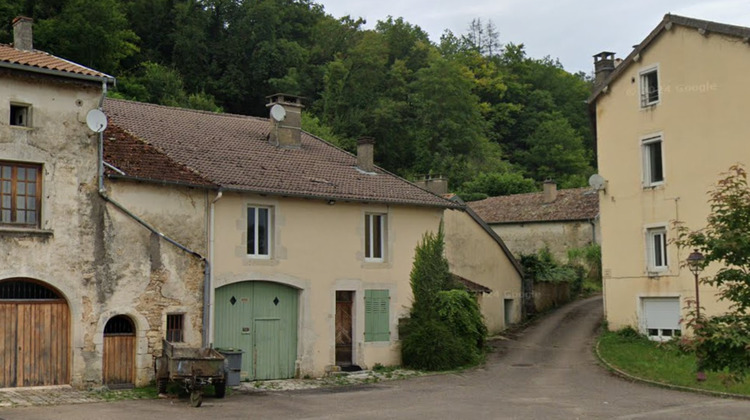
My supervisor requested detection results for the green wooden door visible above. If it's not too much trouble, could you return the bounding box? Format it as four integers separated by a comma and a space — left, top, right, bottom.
214, 282, 298, 380
254, 319, 281, 380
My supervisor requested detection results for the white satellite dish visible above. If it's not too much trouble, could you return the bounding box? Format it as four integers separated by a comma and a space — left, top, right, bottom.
588, 173, 606, 191
86, 109, 108, 133
270, 104, 286, 122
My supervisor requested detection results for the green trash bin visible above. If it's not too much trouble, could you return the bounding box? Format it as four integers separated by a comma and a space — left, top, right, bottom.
216, 348, 244, 387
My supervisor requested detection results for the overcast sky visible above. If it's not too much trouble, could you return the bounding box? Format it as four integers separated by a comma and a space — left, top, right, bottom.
317, 0, 750, 74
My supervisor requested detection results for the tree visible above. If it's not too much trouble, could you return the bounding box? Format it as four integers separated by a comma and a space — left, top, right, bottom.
459, 171, 536, 198
34, 0, 139, 74
675, 164, 750, 381
518, 115, 593, 187
401, 223, 486, 370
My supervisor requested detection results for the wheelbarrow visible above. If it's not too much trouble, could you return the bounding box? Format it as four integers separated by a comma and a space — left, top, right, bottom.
155, 339, 227, 407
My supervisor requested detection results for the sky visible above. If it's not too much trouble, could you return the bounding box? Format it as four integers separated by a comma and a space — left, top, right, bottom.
316, 0, 750, 74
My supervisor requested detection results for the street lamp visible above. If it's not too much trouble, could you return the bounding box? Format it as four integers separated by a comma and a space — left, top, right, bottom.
687, 249, 706, 382
687, 249, 705, 320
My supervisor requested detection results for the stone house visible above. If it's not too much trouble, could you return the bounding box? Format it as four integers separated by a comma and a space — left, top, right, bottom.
589, 14, 750, 339
468, 182, 600, 260
0, 17, 205, 389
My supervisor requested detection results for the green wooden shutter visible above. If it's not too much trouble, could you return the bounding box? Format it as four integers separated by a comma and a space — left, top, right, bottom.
365, 289, 390, 342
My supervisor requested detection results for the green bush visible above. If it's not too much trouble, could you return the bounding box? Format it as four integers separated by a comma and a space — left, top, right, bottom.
520, 247, 576, 284
401, 224, 488, 371
436, 289, 487, 350
401, 317, 477, 370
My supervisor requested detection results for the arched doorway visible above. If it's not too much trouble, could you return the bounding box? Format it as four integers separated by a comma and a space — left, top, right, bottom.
214, 281, 299, 380
0, 278, 70, 387
103, 315, 136, 388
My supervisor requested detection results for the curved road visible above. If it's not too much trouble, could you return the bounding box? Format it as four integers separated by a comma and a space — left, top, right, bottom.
4, 296, 750, 419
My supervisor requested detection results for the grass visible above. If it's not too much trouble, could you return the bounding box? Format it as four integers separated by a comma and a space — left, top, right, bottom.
598, 328, 750, 396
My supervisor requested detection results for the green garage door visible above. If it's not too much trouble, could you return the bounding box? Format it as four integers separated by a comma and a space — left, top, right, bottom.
214, 282, 298, 380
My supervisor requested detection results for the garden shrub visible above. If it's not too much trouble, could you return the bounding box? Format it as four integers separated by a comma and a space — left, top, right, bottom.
401, 223, 487, 371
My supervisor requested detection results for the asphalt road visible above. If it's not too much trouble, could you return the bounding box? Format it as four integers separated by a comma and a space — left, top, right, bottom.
4, 295, 750, 419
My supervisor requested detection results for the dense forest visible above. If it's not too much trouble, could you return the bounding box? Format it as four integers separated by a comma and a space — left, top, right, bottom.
0, 0, 596, 198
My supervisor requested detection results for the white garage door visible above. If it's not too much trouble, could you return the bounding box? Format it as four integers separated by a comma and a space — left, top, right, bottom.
642, 297, 681, 341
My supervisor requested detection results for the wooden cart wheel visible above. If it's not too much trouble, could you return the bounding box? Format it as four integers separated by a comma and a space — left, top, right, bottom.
215, 381, 226, 399
190, 390, 203, 407
157, 378, 168, 394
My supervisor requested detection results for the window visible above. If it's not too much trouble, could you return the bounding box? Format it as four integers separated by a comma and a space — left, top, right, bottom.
365, 213, 385, 261
646, 227, 668, 271
0, 162, 41, 227
247, 206, 271, 257
166, 314, 184, 342
642, 297, 681, 341
364, 289, 389, 342
640, 68, 659, 107
642, 136, 664, 186
10, 104, 31, 127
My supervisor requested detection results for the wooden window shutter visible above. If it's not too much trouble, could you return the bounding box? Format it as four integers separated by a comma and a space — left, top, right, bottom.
364, 289, 390, 342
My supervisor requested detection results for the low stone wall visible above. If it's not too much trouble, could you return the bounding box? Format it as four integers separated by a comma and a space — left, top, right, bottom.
533, 282, 571, 313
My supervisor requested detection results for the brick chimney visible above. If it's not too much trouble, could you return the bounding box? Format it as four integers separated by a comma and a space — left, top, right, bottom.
593, 51, 615, 87
356, 137, 375, 173
543, 180, 557, 203
13, 16, 33, 51
267, 94, 303, 148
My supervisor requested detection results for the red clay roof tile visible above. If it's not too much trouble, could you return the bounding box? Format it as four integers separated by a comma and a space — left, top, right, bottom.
0, 43, 112, 79
103, 98, 458, 208
469, 188, 599, 224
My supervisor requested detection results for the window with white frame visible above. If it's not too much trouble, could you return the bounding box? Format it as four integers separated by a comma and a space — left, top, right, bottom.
642, 136, 664, 187
640, 67, 659, 107
646, 227, 668, 271
642, 297, 681, 341
247, 206, 271, 257
365, 213, 385, 262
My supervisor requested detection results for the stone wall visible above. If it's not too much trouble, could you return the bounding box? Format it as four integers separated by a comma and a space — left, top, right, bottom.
490, 220, 599, 261
0, 71, 206, 388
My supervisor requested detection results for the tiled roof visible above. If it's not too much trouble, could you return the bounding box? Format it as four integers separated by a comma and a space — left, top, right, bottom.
452, 273, 492, 294
102, 98, 459, 208
468, 188, 599, 224
0, 43, 113, 80
103, 124, 216, 187
589, 14, 750, 104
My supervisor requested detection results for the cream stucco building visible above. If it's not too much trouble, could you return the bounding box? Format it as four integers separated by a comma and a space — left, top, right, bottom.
590, 14, 749, 339
2, 16, 523, 389
103, 94, 524, 380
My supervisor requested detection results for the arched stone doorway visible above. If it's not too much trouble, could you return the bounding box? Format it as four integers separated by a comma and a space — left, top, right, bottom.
0, 278, 70, 387
103, 315, 136, 388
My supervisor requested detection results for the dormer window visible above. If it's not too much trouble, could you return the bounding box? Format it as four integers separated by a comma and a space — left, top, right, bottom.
10, 103, 31, 127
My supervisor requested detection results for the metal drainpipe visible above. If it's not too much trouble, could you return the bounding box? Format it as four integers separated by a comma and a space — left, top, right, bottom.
207, 190, 223, 347
96, 81, 211, 348
589, 213, 600, 244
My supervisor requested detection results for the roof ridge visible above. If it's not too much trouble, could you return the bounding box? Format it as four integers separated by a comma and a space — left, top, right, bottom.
104, 97, 267, 122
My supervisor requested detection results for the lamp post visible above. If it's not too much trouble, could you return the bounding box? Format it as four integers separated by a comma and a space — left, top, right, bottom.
687, 249, 705, 320
686, 249, 706, 382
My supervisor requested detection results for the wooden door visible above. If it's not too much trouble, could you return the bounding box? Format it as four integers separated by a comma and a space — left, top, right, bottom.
253, 318, 281, 380
335, 291, 353, 366
214, 281, 298, 380
0, 299, 70, 387
103, 315, 136, 387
